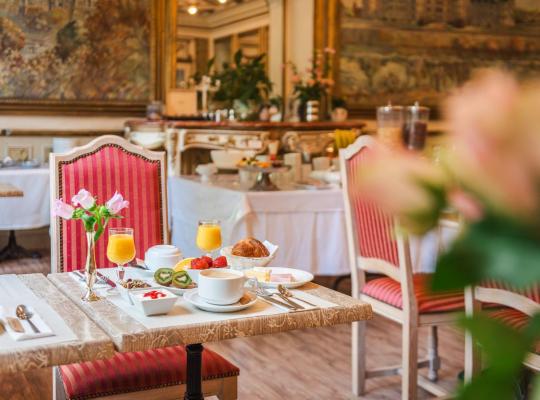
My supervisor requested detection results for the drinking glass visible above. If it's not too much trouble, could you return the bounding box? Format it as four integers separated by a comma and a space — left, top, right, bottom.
196, 220, 222, 257
107, 227, 136, 281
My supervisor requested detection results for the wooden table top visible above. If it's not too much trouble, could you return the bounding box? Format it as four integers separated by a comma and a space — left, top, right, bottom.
0, 183, 23, 198
48, 272, 373, 353
0, 274, 115, 374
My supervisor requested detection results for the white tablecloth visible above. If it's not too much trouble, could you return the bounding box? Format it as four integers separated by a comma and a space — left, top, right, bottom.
0, 168, 50, 230
169, 176, 459, 276
169, 176, 350, 276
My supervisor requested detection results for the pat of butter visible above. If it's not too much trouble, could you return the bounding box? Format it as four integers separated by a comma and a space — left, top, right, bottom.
245, 267, 270, 282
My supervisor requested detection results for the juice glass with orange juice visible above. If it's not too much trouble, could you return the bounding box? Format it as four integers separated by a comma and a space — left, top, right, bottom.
107, 227, 136, 281
196, 220, 222, 256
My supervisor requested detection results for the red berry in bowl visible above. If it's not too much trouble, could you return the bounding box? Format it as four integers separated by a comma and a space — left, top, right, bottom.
201, 256, 213, 268
213, 256, 228, 268
191, 258, 209, 270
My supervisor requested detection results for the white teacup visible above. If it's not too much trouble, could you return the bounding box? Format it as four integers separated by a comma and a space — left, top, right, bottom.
198, 269, 252, 306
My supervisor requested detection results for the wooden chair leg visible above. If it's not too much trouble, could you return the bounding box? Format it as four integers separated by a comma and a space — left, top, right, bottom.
402, 320, 419, 400
352, 321, 367, 397
216, 376, 238, 400
53, 367, 67, 400
427, 326, 441, 382
464, 286, 482, 382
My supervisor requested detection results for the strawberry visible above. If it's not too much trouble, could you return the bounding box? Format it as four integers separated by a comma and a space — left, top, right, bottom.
201, 256, 213, 268
190, 257, 209, 270
213, 256, 228, 268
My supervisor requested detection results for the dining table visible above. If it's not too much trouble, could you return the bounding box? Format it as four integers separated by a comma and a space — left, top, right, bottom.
169, 175, 351, 276
48, 267, 373, 400
0, 273, 114, 375
0, 183, 23, 198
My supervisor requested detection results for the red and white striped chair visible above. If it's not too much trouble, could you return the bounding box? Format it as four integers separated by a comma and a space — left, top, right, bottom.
50, 135, 239, 400
341, 135, 465, 399
465, 282, 540, 380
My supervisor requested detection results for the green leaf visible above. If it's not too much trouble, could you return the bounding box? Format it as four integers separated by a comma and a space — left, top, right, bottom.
432, 214, 540, 291
456, 313, 540, 400
234, 49, 243, 66
81, 213, 96, 233
432, 237, 486, 291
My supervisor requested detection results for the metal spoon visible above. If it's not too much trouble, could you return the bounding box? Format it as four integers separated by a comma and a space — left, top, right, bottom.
278, 285, 318, 307
15, 305, 39, 333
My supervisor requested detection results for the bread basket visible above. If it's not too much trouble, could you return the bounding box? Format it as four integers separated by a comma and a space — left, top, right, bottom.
220, 240, 278, 269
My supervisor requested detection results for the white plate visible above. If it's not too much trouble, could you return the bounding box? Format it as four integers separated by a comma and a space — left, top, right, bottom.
256, 267, 314, 289
111, 268, 195, 296
184, 290, 257, 313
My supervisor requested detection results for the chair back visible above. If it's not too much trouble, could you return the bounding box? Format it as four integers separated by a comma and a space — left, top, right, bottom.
50, 135, 168, 273
340, 136, 414, 303
474, 280, 540, 316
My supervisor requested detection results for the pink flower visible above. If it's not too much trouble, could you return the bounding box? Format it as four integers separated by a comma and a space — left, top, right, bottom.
71, 189, 95, 210
106, 192, 129, 214
445, 69, 539, 218
291, 74, 300, 84
448, 190, 484, 222
52, 199, 74, 220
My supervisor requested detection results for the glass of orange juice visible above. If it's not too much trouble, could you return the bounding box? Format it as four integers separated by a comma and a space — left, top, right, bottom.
196, 220, 222, 257
107, 227, 136, 281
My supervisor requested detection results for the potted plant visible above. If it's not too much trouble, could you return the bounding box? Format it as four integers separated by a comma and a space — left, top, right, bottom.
210, 50, 272, 121
289, 48, 335, 121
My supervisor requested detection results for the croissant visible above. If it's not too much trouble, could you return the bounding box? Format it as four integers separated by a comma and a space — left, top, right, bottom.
232, 237, 270, 258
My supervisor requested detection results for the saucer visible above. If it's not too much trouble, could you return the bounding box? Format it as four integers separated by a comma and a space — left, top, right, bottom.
184, 290, 257, 313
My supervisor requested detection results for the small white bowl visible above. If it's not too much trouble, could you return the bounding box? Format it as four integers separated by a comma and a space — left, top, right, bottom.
145, 245, 182, 271
210, 150, 255, 170
220, 246, 276, 270
129, 288, 177, 316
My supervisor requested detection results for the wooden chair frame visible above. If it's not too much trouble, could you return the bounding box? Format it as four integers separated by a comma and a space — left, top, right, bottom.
49, 135, 169, 273
49, 135, 238, 399
341, 135, 458, 399
465, 286, 540, 381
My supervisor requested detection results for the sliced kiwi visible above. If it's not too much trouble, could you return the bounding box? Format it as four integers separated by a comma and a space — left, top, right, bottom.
154, 268, 174, 286
172, 271, 193, 288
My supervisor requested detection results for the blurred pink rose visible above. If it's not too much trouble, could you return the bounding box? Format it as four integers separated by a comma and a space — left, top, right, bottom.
357, 145, 448, 233
72, 189, 95, 210
445, 69, 539, 218
448, 190, 483, 222
53, 200, 74, 220
106, 192, 129, 214
291, 74, 300, 84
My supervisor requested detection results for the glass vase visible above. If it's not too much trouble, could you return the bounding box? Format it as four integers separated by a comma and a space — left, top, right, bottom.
82, 231, 101, 302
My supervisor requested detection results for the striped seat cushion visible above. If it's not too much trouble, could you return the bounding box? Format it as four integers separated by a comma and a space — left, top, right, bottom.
362, 274, 465, 313
488, 308, 539, 353
59, 346, 239, 400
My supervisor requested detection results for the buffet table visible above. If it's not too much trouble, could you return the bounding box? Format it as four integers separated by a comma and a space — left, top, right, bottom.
169, 176, 458, 276
0, 167, 49, 230
169, 176, 350, 276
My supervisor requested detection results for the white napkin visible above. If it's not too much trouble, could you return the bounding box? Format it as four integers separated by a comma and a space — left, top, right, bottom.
263, 240, 279, 257
0, 305, 54, 341
69, 271, 111, 289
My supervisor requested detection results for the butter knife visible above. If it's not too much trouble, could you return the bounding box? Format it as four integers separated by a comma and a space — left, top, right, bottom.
96, 271, 116, 288
276, 293, 305, 310
258, 295, 297, 311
